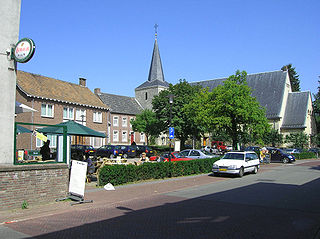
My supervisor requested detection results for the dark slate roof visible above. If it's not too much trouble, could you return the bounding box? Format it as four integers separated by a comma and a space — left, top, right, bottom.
135, 79, 170, 90
281, 92, 310, 129
148, 39, 165, 82
191, 70, 288, 119
136, 39, 170, 90
98, 93, 143, 115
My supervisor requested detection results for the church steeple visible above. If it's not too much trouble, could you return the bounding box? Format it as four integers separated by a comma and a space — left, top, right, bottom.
147, 24, 165, 82
135, 24, 169, 110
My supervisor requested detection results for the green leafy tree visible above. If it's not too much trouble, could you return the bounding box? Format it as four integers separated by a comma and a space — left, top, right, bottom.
281, 64, 300, 92
263, 128, 283, 147
285, 132, 309, 149
130, 109, 160, 145
313, 80, 320, 132
152, 79, 202, 149
186, 70, 270, 149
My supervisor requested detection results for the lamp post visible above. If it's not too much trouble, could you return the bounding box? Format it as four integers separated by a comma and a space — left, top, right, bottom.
168, 94, 174, 162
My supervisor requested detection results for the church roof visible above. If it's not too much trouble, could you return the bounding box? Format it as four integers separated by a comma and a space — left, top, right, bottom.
190, 70, 288, 119
98, 93, 143, 115
136, 38, 170, 90
281, 91, 310, 129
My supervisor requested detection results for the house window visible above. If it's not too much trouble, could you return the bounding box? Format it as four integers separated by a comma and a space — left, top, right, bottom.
113, 130, 119, 142
41, 104, 54, 118
36, 134, 57, 148
93, 112, 102, 123
90, 135, 105, 148
145, 92, 148, 100
122, 117, 127, 127
75, 109, 86, 124
130, 117, 134, 128
63, 107, 74, 120
122, 131, 128, 142
140, 132, 145, 142
113, 116, 119, 126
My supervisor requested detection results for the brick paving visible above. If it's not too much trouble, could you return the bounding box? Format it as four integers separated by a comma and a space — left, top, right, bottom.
1, 160, 320, 239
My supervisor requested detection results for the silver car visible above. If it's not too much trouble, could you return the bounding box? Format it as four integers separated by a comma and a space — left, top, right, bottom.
180, 149, 216, 159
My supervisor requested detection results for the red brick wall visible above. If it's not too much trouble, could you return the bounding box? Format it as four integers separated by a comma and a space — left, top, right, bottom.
15, 88, 108, 149
0, 164, 69, 211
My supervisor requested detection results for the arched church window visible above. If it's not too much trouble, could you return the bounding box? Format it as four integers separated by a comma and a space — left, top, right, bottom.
145, 92, 148, 100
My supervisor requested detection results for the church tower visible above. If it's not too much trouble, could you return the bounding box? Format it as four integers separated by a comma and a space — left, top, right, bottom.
135, 25, 169, 110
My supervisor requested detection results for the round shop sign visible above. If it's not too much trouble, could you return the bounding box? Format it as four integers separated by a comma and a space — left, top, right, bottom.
13, 38, 35, 63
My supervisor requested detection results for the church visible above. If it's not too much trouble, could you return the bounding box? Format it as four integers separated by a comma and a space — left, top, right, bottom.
16, 31, 316, 148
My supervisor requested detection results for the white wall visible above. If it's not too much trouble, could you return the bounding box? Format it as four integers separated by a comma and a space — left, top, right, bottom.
0, 0, 21, 164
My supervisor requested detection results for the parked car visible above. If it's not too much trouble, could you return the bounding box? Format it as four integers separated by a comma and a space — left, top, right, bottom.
309, 148, 320, 154
180, 149, 216, 159
150, 152, 195, 162
212, 151, 260, 177
118, 145, 138, 158
283, 148, 302, 154
131, 145, 154, 157
267, 148, 295, 163
211, 141, 227, 153
95, 145, 121, 158
202, 146, 218, 154
244, 146, 261, 152
71, 144, 96, 159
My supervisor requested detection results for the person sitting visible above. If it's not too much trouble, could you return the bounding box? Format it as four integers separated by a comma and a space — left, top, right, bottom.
135, 152, 149, 165
40, 140, 51, 161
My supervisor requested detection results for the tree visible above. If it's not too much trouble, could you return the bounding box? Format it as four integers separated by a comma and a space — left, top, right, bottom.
186, 70, 270, 149
285, 132, 309, 149
263, 128, 283, 147
152, 80, 203, 149
281, 64, 300, 92
130, 109, 160, 145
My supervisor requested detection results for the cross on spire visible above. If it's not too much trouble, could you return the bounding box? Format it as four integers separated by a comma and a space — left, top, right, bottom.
154, 23, 158, 39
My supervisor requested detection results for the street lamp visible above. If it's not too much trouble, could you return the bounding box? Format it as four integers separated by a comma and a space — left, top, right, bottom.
168, 94, 174, 162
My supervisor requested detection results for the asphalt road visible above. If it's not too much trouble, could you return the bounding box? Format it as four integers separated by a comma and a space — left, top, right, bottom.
2, 160, 320, 239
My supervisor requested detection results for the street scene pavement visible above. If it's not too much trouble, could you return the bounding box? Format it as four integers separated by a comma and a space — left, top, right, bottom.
1, 160, 320, 239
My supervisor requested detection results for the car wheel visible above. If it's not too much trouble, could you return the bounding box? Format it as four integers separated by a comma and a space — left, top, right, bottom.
238, 167, 244, 177
253, 166, 258, 174
282, 158, 289, 164
123, 154, 128, 159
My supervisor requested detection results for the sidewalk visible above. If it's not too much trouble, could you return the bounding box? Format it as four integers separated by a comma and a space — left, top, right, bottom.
0, 161, 295, 224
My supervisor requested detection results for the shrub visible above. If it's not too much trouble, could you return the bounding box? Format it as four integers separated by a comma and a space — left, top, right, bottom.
98, 157, 219, 186
293, 152, 316, 160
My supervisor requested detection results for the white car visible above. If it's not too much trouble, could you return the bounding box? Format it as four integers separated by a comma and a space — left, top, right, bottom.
212, 151, 260, 177
180, 149, 216, 159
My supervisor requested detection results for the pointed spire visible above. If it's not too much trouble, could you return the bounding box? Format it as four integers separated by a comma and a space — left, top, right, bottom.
148, 25, 165, 82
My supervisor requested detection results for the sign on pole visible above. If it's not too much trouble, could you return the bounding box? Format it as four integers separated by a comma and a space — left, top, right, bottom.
169, 127, 174, 139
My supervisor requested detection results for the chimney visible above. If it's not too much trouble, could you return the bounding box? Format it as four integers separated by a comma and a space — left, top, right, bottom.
79, 77, 86, 87
94, 88, 101, 95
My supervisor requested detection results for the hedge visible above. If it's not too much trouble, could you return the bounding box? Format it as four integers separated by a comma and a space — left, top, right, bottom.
98, 157, 219, 186
292, 152, 317, 160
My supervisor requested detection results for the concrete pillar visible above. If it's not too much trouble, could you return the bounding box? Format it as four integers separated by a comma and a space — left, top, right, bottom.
0, 0, 21, 164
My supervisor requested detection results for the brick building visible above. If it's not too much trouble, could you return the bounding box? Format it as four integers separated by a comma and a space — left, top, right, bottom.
15, 71, 109, 151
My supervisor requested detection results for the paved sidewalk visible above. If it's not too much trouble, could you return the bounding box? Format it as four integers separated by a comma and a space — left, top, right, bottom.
0, 161, 282, 225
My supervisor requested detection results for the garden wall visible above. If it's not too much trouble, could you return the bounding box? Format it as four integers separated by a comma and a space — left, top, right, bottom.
0, 164, 69, 211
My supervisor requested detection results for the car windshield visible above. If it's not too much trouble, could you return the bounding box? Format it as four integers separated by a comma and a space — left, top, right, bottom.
201, 150, 214, 155
222, 153, 244, 160
173, 152, 183, 158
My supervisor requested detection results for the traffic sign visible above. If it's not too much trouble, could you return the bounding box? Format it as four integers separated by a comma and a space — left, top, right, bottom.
169, 127, 174, 139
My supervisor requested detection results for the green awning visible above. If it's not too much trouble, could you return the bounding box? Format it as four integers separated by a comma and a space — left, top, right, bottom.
38, 120, 105, 138
16, 125, 32, 134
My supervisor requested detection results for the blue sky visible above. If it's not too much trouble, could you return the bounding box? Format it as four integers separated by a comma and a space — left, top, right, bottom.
18, 0, 320, 97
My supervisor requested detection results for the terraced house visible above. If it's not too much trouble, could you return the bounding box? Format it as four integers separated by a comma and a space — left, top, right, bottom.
15, 71, 109, 150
